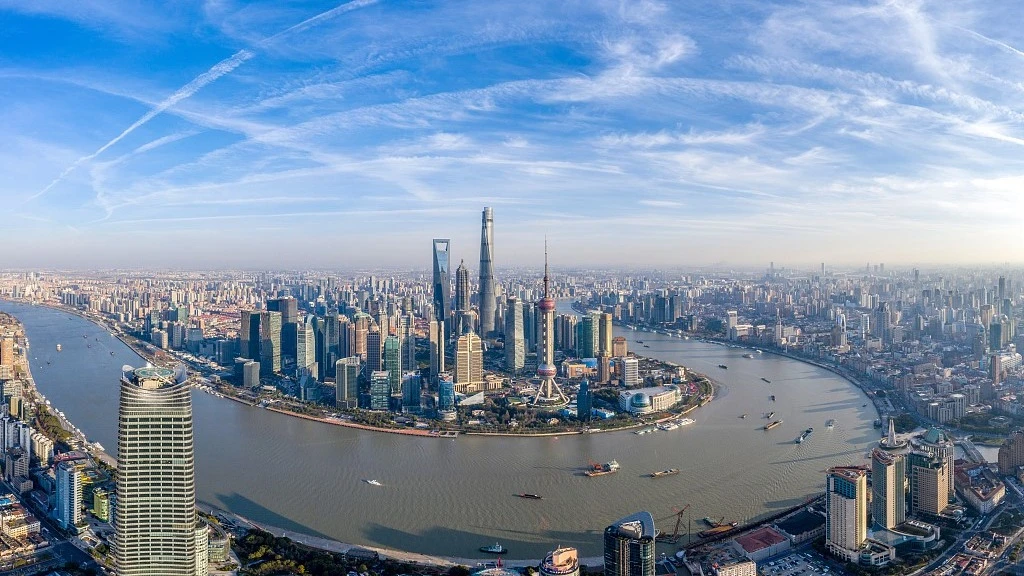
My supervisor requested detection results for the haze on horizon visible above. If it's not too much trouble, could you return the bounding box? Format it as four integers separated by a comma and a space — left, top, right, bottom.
2, 0, 1023, 269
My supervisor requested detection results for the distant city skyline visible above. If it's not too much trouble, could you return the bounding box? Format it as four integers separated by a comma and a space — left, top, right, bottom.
3, 1, 1024, 267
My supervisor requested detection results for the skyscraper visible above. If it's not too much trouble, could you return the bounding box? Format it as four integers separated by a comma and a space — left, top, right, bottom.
399, 313, 416, 373
384, 335, 402, 395
296, 315, 317, 374
267, 296, 298, 359
455, 332, 484, 392
455, 260, 470, 335
534, 242, 567, 405
577, 379, 592, 421
335, 357, 360, 409
366, 330, 383, 373
505, 297, 525, 374
603, 511, 656, 576
437, 373, 456, 414
402, 373, 421, 413
908, 451, 949, 516
115, 366, 199, 576
239, 310, 260, 360
369, 371, 390, 411
598, 313, 613, 357
478, 207, 496, 337
55, 460, 83, 530
871, 448, 905, 530
825, 467, 867, 561
432, 239, 452, 341
428, 319, 445, 382
259, 310, 281, 377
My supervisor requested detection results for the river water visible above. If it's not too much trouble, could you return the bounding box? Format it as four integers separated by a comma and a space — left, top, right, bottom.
0, 301, 878, 559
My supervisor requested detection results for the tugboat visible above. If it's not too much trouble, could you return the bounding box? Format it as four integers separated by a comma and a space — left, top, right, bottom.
584, 460, 620, 477
517, 493, 543, 500
480, 543, 507, 555
796, 428, 813, 444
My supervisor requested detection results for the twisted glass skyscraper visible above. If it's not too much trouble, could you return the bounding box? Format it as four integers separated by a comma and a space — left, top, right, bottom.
115, 366, 200, 576
478, 207, 496, 336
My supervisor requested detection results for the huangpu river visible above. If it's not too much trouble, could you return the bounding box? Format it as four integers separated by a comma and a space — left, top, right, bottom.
0, 301, 878, 559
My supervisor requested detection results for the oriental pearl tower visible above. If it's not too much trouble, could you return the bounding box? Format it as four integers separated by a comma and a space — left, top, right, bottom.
533, 239, 567, 405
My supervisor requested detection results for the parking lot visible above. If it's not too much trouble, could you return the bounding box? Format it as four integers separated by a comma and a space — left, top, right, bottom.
761, 550, 833, 576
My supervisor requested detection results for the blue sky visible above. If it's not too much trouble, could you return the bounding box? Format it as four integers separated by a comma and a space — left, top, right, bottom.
2, 0, 1023, 269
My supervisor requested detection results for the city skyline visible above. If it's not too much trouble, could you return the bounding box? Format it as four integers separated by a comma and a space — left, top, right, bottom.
2, 1, 1024, 267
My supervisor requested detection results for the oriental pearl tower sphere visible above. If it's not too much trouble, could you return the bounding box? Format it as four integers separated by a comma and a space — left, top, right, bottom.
533, 239, 567, 405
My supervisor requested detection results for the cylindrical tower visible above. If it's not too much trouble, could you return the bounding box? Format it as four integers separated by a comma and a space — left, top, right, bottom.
114, 366, 198, 576
533, 241, 566, 405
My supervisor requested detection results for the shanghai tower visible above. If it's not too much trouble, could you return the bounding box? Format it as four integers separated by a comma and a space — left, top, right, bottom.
478, 207, 496, 337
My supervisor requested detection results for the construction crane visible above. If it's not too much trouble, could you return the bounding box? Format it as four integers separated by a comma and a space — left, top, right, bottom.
655, 503, 690, 543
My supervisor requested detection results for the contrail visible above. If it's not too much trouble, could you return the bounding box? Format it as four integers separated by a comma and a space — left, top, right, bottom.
26, 0, 379, 203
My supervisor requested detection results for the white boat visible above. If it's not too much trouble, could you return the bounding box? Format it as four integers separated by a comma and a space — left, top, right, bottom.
364, 479, 382, 486
56, 344, 62, 352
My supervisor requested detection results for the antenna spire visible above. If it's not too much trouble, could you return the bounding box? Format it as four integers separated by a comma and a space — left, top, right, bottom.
543, 236, 550, 298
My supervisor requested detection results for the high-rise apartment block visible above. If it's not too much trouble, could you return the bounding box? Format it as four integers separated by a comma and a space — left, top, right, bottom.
825, 467, 867, 562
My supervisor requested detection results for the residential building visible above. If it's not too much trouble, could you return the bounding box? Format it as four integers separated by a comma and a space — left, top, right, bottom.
825, 467, 867, 562
604, 511, 656, 576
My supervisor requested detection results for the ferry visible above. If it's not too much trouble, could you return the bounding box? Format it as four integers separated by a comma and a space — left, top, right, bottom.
718, 364, 728, 369
584, 460, 620, 477
795, 428, 813, 444
55, 344, 61, 352
517, 493, 543, 500
826, 419, 835, 429
764, 420, 783, 430
742, 353, 754, 359
480, 543, 507, 555
761, 377, 771, 383
650, 468, 680, 478
364, 479, 382, 486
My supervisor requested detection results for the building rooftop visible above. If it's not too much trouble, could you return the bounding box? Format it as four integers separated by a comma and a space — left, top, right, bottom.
735, 526, 787, 553
775, 509, 825, 537
609, 511, 656, 540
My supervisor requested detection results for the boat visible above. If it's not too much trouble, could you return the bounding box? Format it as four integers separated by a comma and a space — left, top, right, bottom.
87, 344, 91, 348
650, 468, 680, 478
742, 353, 754, 359
764, 420, 783, 430
756, 350, 763, 354
658, 421, 680, 431
584, 460, 620, 477
517, 493, 543, 500
110, 351, 114, 355
698, 523, 739, 539
643, 344, 650, 348
770, 395, 776, 401
796, 428, 813, 444
364, 479, 382, 486
766, 412, 775, 419
702, 516, 716, 526
635, 340, 643, 343
873, 419, 882, 428
718, 364, 728, 369
739, 414, 748, 419
635, 428, 656, 435
761, 377, 771, 383
862, 403, 868, 407
826, 419, 835, 429
56, 344, 61, 352
480, 543, 507, 555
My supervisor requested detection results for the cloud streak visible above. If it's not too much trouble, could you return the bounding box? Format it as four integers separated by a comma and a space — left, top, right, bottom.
24, 0, 380, 204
